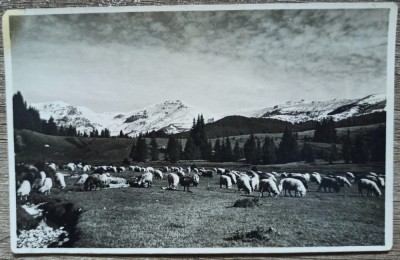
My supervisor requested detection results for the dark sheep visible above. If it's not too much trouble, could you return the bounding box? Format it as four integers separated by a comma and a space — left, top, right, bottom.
84, 176, 103, 191
179, 175, 199, 192
201, 170, 213, 178
317, 177, 340, 193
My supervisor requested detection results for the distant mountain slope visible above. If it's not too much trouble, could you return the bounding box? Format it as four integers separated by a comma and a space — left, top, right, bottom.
31, 100, 215, 137
250, 94, 386, 123
31, 94, 386, 138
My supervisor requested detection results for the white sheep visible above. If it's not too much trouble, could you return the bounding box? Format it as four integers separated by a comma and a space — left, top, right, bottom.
303, 173, 310, 182
310, 173, 321, 184
345, 172, 355, 179
167, 173, 179, 190
278, 178, 306, 197
83, 165, 91, 172
47, 163, 57, 171
335, 176, 351, 187
99, 173, 110, 186
220, 175, 232, 189
146, 167, 155, 173
17, 180, 31, 200
369, 172, 378, 177
137, 171, 153, 188
225, 172, 237, 184
176, 170, 185, 177
67, 163, 76, 171
358, 178, 381, 197
55, 172, 66, 189
74, 173, 89, 186
39, 171, 46, 186
154, 170, 163, 180
249, 172, 260, 192
237, 175, 252, 194
39, 178, 53, 195
259, 179, 279, 198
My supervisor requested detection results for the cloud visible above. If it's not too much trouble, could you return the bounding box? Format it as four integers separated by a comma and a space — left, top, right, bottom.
10, 8, 390, 113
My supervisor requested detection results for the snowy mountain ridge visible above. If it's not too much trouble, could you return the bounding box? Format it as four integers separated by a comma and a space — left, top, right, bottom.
31, 94, 386, 137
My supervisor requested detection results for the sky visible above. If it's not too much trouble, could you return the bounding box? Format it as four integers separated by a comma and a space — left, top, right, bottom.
9, 7, 390, 114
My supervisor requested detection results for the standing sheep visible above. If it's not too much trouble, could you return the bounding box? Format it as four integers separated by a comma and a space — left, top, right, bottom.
179, 174, 199, 192
259, 179, 279, 198
154, 170, 163, 180
137, 172, 153, 188
55, 172, 66, 189
335, 176, 351, 187
358, 178, 381, 197
17, 180, 31, 200
74, 173, 89, 186
167, 173, 179, 190
317, 177, 340, 193
278, 178, 306, 197
220, 175, 232, 189
84, 175, 103, 191
39, 178, 53, 195
237, 175, 252, 194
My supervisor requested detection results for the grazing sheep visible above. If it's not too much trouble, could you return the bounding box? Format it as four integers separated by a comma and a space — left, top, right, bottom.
355, 174, 385, 188
290, 175, 308, 189
55, 172, 66, 189
220, 175, 232, 189
345, 172, 355, 179
176, 170, 185, 177
335, 176, 351, 187
179, 174, 199, 192
259, 173, 277, 182
201, 170, 213, 178
278, 178, 306, 197
317, 177, 340, 193
303, 173, 310, 182
250, 173, 260, 192
74, 174, 89, 186
146, 167, 155, 173
83, 165, 91, 172
47, 163, 57, 172
117, 166, 126, 173
369, 172, 378, 177
39, 178, 53, 195
17, 180, 31, 200
224, 172, 237, 184
310, 173, 321, 184
84, 176, 103, 191
154, 170, 163, 180
215, 168, 226, 174
39, 171, 46, 186
237, 175, 252, 194
137, 172, 153, 188
358, 178, 381, 197
99, 173, 110, 186
161, 166, 169, 172
167, 173, 179, 189
67, 163, 75, 171
259, 179, 279, 198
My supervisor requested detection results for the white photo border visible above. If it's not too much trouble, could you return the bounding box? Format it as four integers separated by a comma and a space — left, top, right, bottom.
2, 2, 397, 254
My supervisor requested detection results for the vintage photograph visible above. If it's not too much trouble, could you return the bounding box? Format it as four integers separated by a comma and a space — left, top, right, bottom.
3, 3, 397, 254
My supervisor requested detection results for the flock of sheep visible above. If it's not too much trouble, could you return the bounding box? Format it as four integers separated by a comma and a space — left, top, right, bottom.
16, 162, 385, 201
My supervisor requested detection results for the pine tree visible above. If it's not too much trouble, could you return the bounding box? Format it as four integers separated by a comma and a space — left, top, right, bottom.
328, 144, 338, 164
352, 134, 369, 164
129, 142, 137, 160
150, 137, 159, 161
224, 137, 233, 162
119, 130, 124, 138
184, 136, 200, 160
233, 140, 241, 162
301, 142, 314, 163
256, 138, 262, 164
342, 130, 352, 163
278, 128, 299, 163
213, 139, 222, 162
136, 135, 148, 162
244, 134, 257, 164
167, 136, 181, 162
370, 125, 385, 162
262, 136, 277, 164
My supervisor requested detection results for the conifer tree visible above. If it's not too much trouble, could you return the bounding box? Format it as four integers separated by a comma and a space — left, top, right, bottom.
150, 137, 159, 161
244, 134, 257, 164
262, 136, 277, 164
136, 135, 148, 162
342, 130, 352, 163
167, 136, 181, 162
278, 128, 299, 163
352, 134, 369, 163
233, 140, 241, 162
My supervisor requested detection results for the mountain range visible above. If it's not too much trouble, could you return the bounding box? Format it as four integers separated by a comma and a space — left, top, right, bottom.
31, 94, 386, 137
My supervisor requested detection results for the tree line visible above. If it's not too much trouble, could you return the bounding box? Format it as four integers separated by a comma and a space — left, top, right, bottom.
13, 92, 131, 138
